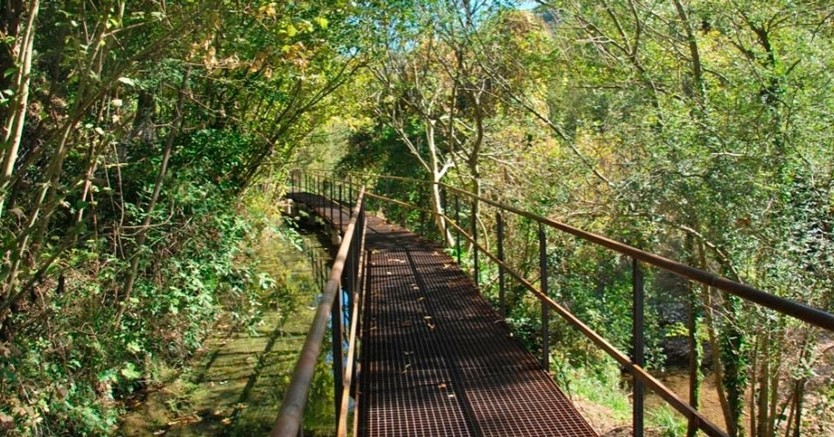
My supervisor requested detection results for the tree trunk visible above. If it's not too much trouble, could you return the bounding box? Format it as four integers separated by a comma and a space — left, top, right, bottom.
0, 0, 40, 218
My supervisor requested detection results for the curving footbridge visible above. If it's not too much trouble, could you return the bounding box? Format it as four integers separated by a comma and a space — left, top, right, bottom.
271, 171, 834, 437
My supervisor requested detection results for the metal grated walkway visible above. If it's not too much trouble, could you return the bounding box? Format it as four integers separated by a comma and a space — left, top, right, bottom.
291, 192, 597, 437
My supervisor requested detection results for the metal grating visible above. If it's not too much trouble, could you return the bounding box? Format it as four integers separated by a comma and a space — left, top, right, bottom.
292, 192, 598, 436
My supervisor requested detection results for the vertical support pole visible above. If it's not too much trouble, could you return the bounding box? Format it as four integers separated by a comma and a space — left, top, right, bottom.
454, 195, 461, 265
539, 223, 549, 370
686, 284, 699, 437
349, 177, 354, 218
329, 178, 334, 225
440, 186, 447, 245
497, 212, 506, 318
331, 280, 344, 429
319, 258, 326, 289
632, 258, 645, 437
471, 199, 479, 288
420, 207, 427, 236
339, 182, 344, 231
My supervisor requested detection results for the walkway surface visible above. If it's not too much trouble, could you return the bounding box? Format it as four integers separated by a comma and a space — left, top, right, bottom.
291, 192, 597, 437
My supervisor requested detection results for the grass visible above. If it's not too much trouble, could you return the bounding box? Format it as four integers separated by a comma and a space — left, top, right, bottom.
553, 355, 688, 436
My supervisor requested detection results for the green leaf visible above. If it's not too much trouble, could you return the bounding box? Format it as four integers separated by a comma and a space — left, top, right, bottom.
314, 17, 329, 30
286, 24, 298, 38
117, 77, 136, 87
126, 341, 142, 353
120, 363, 141, 380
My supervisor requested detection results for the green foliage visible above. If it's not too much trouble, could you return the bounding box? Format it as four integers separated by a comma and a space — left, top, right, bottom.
648, 405, 688, 437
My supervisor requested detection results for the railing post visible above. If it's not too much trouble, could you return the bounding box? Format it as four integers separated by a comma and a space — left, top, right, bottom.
687, 284, 699, 437
320, 259, 326, 290
349, 177, 354, 218
440, 186, 447, 245
454, 195, 461, 265
330, 178, 335, 225
632, 258, 645, 437
471, 200, 479, 288
497, 212, 506, 318
420, 207, 427, 236
539, 223, 549, 370
331, 284, 344, 430
339, 182, 344, 229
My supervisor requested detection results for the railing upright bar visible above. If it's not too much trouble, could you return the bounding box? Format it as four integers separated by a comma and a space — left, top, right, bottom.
319, 258, 326, 290
331, 279, 344, 429
687, 285, 699, 437
455, 195, 461, 265
339, 182, 344, 231
539, 223, 549, 370
632, 258, 645, 437
497, 212, 506, 318
471, 199, 479, 288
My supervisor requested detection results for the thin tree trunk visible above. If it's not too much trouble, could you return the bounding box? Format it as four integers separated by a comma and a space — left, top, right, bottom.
698, 241, 736, 435
114, 67, 191, 327
425, 121, 454, 247
0, 0, 40, 218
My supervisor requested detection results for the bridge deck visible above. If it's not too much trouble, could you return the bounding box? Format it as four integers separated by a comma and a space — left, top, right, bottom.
292, 192, 597, 437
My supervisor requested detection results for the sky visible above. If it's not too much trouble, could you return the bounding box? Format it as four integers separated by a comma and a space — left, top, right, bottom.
517, 0, 539, 10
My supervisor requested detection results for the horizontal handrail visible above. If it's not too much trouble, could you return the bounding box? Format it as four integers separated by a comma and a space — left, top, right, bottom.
308, 169, 834, 332
271, 187, 365, 437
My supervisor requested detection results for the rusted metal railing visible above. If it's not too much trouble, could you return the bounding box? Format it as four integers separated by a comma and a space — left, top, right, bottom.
272, 174, 366, 437
300, 169, 834, 437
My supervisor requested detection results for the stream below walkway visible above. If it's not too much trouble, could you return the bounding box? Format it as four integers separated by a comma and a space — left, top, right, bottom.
119, 222, 336, 436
